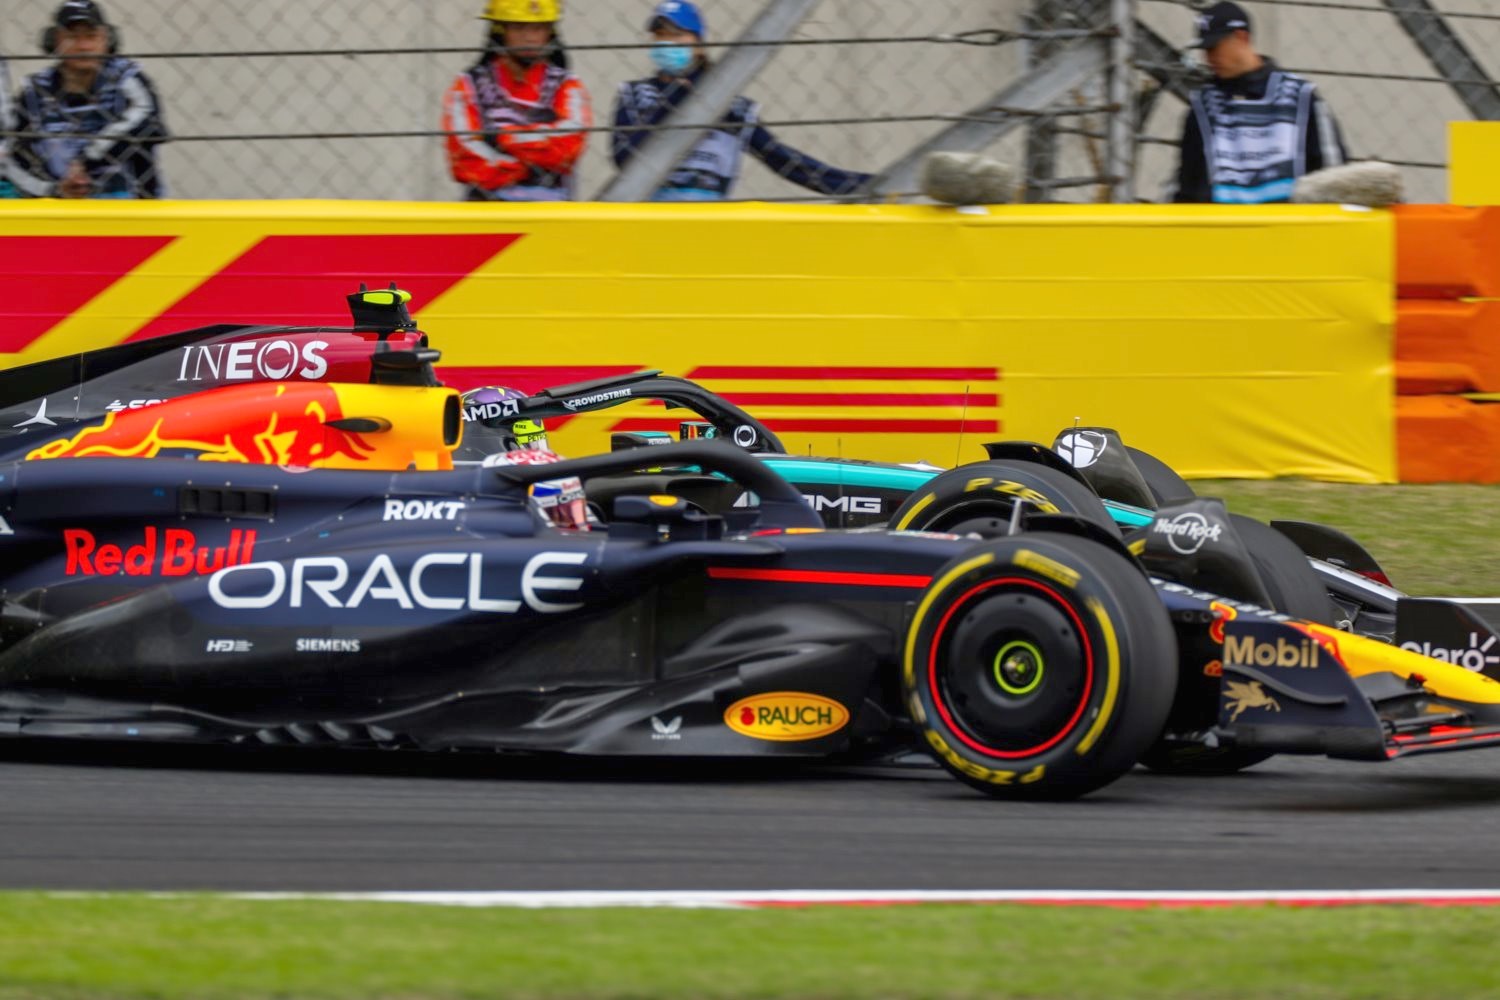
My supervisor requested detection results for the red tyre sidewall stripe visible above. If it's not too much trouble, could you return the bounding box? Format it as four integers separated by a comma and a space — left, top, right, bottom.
927, 577, 1096, 760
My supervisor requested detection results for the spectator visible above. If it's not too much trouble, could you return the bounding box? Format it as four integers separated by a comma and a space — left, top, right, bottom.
7, 1, 167, 199
612, 1, 872, 201
442, 0, 592, 202
1171, 1, 1346, 204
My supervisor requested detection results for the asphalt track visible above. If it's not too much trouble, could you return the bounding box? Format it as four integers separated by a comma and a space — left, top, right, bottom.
4, 742, 1500, 893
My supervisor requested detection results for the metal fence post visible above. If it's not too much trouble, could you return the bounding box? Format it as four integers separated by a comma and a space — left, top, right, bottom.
1106, 0, 1138, 202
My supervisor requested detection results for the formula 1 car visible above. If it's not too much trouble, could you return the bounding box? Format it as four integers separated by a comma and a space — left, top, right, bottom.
1, 288, 1499, 798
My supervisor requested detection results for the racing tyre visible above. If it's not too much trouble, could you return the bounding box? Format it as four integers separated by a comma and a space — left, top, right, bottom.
1140, 514, 1335, 776
1125, 446, 1195, 506
905, 533, 1177, 799
1232, 514, 1339, 627
890, 461, 1120, 539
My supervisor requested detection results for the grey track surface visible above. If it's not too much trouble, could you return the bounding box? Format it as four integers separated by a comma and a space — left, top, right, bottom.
3, 742, 1500, 892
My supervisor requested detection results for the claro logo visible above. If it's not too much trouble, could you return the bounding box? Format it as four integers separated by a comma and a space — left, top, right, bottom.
724, 692, 850, 742
209, 551, 588, 614
178, 340, 329, 383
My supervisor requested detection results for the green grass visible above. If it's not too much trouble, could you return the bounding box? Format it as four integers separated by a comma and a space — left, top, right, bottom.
1, 895, 1498, 1000
1195, 480, 1500, 596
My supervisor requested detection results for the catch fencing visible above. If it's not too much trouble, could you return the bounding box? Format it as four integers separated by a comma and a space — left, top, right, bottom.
0, 0, 1497, 203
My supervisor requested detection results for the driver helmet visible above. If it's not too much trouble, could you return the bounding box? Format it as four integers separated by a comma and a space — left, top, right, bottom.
457, 385, 549, 462
481, 447, 589, 530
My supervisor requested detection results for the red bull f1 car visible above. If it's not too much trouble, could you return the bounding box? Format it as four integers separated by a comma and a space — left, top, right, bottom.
0, 288, 1498, 798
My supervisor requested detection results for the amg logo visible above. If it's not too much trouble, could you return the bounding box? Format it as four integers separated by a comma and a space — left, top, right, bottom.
803, 494, 883, 515
177, 340, 329, 383
1223, 635, 1322, 669
562, 388, 632, 411
383, 499, 466, 522
296, 638, 362, 653
205, 639, 253, 653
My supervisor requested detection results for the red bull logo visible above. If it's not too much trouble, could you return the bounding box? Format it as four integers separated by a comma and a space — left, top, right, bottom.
65, 527, 258, 577
27, 384, 375, 467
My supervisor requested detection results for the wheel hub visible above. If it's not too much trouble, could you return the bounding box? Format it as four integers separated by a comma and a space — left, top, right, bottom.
993, 640, 1044, 696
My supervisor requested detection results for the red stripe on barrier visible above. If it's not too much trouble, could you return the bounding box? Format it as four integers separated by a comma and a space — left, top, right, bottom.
708, 567, 932, 588
722, 392, 1000, 408
0, 236, 175, 353
614, 418, 1001, 435
689, 366, 1002, 381
126, 234, 521, 342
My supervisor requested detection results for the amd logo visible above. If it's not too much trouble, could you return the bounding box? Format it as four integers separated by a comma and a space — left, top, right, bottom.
178, 340, 329, 383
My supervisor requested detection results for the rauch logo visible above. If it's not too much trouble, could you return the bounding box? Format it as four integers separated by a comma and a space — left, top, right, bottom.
65, 528, 258, 577
724, 692, 850, 742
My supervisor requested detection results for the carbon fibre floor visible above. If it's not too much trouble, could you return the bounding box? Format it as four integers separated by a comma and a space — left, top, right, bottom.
2, 742, 1498, 892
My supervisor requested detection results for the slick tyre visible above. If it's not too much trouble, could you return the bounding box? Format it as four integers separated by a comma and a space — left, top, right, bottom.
1140, 515, 1334, 776
891, 461, 1119, 539
905, 534, 1176, 800
1125, 446, 1195, 507
1232, 514, 1338, 627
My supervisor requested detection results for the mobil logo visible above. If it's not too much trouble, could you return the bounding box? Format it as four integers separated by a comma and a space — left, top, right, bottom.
65, 527, 258, 577
723, 692, 850, 742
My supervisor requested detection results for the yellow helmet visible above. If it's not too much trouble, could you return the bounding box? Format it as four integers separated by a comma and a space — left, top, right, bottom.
481, 0, 561, 22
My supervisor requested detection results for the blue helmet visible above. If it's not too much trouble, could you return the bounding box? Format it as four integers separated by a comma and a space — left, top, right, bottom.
648, 0, 705, 37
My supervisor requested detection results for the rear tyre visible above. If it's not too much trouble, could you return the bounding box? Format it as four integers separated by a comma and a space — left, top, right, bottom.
1231, 514, 1338, 626
1125, 446, 1195, 507
905, 534, 1176, 800
890, 461, 1120, 539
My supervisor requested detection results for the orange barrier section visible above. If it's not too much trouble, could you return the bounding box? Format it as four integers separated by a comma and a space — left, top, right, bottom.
1393, 206, 1500, 480
1397, 396, 1500, 483
1396, 299, 1500, 394
1395, 206, 1500, 300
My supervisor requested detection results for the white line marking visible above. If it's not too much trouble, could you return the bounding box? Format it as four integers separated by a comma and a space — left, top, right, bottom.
47, 889, 1500, 910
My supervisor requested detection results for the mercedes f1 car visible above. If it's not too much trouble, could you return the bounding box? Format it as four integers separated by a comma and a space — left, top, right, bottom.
0, 287, 1498, 798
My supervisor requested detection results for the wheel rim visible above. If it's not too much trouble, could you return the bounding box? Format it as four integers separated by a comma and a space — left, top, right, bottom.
927, 577, 1096, 759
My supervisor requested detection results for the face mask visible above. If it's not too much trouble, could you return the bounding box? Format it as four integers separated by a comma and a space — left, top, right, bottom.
651, 42, 694, 76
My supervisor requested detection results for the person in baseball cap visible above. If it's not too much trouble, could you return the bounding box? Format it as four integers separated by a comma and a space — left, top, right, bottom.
4, 0, 169, 199
1171, 0, 1347, 203
648, 0, 706, 40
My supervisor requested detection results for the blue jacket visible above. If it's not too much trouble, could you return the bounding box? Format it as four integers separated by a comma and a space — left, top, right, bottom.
7, 57, 168, 198
612, 68, 870, 198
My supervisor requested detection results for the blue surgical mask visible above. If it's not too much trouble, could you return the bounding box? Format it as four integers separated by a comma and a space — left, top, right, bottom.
651, 42, 694, 76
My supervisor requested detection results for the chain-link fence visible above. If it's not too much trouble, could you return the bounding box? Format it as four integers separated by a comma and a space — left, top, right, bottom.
0, 0, 1495, 203
1137, 0, 1500, 204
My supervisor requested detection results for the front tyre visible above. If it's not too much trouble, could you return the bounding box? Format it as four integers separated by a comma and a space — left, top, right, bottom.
905, 534, 1176, 800
890, 460, 1120, 538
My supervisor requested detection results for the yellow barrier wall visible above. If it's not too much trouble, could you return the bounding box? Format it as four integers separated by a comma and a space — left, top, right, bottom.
0, 200, 1395, 481
1451, 122, 1500, 205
